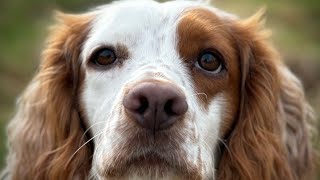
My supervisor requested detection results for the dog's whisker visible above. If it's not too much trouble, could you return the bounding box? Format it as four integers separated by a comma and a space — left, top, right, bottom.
216, 137, 231, 157
197, 128, 233, 163
192, 92, 208, 100
90, 140, 104, 180
89, 168, 99, 180
68, 131, 104, 165
80, 121, 105, 144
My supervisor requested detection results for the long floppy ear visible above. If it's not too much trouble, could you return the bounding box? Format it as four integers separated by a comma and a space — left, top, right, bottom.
277, 65, 315, 179
217, 10, 314, 180
5, 12, 94, 179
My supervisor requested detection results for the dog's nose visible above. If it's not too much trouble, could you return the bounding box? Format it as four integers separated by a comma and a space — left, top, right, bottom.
123, 81, 188, 131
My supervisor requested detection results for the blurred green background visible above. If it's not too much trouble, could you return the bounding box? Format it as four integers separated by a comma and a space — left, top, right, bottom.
0, 0, 319, 177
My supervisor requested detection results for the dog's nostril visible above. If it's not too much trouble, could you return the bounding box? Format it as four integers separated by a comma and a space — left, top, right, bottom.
164, 99, 175, 116
137, 97, 149, 114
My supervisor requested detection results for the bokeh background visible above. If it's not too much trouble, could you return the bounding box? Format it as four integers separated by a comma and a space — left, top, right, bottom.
0, 0, 319, 177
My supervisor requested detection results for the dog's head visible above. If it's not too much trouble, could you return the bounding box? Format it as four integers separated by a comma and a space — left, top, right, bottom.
5, 1, 314, 180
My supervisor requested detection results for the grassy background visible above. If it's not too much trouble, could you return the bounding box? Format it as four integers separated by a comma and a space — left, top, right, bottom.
0, 0, 319, 176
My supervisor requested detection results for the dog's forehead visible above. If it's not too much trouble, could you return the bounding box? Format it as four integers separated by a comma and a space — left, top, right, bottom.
82, 0, 235, 60
92, 0, 203, 26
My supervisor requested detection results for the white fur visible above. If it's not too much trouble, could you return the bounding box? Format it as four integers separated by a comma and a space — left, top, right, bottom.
81, 1, 232, 179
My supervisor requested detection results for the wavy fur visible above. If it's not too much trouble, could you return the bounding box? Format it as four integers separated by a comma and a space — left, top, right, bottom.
2, 13, 93, 179
217, 11, 315, 180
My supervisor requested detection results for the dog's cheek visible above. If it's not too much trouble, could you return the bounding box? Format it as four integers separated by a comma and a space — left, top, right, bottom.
202, 94, 225, 143
197, 94, 226, 175
80, 75, 115, 137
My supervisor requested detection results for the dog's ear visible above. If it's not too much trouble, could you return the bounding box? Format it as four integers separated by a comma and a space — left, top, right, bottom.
216, 10, 311, 180
277, 65, 315, 179
5, 12, 94, 179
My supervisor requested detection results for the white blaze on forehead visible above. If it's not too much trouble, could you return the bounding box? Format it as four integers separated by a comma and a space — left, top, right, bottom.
82, 0, 204, 62
81, 0, 236, 62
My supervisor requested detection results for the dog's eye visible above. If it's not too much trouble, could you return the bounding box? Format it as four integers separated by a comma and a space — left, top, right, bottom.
196, 52, 223, 73
92, 48, 117, 66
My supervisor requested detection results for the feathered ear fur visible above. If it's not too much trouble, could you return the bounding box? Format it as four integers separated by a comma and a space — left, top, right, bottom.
217, 10, 314, 180
277, 66, 315, 179
4, 12, 94, 179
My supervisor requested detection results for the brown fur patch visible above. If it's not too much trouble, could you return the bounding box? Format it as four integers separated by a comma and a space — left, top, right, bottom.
177, 8, 241, 136
217, 10, 314, 180
6, 12, 94, 180
178, 8, 315, 180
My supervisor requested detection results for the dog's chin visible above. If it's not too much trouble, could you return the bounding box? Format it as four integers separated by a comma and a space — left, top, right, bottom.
95, 135, 203, 179
97, 160, 183, 180
112, 153, 181, 179
97, 150, 202, 180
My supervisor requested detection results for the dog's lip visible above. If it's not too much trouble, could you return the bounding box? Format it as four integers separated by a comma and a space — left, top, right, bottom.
98, 122, 195, 178
126, 152, 170, 167
98, 133, 203, 179
99, 151, 174, 178
99, 149, 202, 180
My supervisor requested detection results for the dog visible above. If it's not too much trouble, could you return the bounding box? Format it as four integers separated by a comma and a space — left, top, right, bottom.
1, 0, 315, 179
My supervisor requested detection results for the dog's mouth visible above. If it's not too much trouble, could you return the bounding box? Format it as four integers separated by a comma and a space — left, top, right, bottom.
97, 128, 202, 179
100, 150, 201, 179
124, 152, 175, 175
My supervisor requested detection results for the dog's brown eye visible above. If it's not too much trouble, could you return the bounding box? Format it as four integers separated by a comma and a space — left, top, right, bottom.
197, 52, 223, 73
93, 48, 116, 66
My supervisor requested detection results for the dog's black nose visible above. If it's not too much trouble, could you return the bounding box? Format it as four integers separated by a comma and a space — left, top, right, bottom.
123, 81, 188, 131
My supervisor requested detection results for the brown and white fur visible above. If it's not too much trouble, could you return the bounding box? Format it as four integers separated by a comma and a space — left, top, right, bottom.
1, 0, 315, 179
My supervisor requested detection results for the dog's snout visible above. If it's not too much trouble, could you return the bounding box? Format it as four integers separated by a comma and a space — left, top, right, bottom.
123, 82, 188, 131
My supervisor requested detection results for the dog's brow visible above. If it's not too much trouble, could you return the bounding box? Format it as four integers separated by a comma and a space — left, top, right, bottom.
116, 43, 130, 59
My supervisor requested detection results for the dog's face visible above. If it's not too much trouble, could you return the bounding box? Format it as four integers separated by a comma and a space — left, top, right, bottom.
5, 0, 314, 179
81, 1, 240, 179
